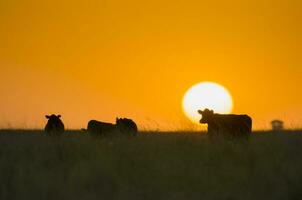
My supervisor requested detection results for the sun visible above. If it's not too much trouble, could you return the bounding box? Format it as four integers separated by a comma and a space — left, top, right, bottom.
182, 82, 233, 123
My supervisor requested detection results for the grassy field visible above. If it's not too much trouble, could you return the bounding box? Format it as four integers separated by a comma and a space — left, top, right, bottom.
0, 130, 302, 200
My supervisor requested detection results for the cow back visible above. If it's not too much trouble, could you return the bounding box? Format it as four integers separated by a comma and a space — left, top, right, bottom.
87, 120, 116, 135
208, 114, 252, 138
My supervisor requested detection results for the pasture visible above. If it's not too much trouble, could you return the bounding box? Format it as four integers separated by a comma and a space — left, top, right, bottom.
0, 130, 302, 200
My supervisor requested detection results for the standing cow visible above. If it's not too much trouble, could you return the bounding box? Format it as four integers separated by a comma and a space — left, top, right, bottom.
44, 114, 65, 136
198, 109, 252, 139
87, 118, 137, 136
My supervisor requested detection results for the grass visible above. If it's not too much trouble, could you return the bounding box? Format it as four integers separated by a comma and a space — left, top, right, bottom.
0, 130, 302, 200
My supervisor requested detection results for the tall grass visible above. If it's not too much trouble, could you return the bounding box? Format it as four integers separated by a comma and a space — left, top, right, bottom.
0, 130, 302, 200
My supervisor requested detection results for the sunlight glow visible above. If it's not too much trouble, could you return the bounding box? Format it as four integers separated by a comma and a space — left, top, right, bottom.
182, 82, 233, 123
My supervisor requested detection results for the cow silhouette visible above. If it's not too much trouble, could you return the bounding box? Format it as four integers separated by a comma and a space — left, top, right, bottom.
44, 114, 65, 136
87, 118, 137, 136
198, 109, 252, 138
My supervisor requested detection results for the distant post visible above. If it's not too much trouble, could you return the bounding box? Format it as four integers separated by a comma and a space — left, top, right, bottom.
271, 120, 284, 131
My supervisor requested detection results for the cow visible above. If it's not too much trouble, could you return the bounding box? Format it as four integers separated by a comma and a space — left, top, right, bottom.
198, 109, 252, 139
44, 114, 65, 136
87, 118, 138, 136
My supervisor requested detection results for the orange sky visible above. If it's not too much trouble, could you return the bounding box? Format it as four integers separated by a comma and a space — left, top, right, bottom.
0, 0, 301, 130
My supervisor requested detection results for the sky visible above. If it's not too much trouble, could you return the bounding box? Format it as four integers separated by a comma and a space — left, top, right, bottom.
0, 0, 301, 130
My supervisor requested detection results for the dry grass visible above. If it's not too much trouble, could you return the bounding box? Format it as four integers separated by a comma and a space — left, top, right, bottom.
0, 130, 302, 200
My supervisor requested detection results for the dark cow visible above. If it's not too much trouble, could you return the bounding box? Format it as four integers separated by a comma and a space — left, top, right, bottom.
87, 118, 138, 136
45, 114, 65, 136
198, 109, 252, 139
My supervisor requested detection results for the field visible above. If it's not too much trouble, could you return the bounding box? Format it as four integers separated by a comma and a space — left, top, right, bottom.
0, 130, 302, 200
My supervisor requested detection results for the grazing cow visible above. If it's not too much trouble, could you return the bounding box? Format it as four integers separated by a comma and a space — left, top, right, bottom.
45, 114, 65, 136
87, 118, 138, 136
198, 109, 252, 139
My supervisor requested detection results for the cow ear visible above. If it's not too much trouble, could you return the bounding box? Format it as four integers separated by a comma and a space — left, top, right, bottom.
198, 110, 203, 114
45, 115, 50, 119
58, 115, 61, 118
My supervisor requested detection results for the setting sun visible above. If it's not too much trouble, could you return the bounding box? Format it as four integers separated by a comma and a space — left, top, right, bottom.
182, 82, 233, 123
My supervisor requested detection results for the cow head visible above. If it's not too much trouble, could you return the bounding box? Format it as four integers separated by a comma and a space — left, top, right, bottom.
45, 115, 63, 128
116, 117, 138, 134
198, 109, 214, 124
45, 114, 64, 134
46, 114, 61, 121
